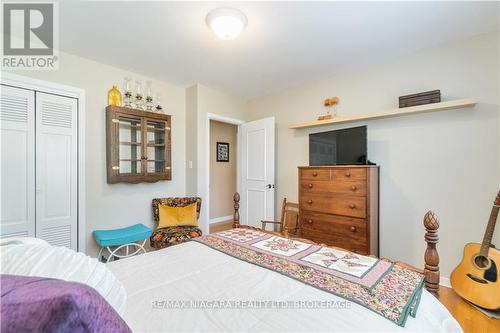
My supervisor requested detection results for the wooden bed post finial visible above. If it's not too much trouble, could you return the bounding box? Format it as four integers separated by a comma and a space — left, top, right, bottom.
424, 211, 440, 296
233, 192, 240, 228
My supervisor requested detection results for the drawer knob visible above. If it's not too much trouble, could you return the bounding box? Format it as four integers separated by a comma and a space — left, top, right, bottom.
345, 171, 351, 177
308, 183, 313, 188
349, 203, 356, 209
351, 185, 357, 191
307, 199, 313, 205
312, 172, 318, 177
307, 219, 313, 224
350, 226, 357, 232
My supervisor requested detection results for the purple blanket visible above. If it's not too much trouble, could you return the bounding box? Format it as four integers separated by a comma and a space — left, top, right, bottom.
0, 274, 131, 333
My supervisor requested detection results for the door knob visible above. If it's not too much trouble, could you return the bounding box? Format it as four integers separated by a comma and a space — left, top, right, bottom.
308, 183, 313, 188
350, 226, 357, 232
351, 185, 357, 191
266, 184, 272, 189
307, 199, 313, 205
345, 171, 351, 177
312, 172, 318, 177
349, 203, 356, 209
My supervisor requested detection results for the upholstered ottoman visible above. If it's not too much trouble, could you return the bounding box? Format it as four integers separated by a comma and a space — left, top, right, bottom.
93, 223, 152, 262
150, 197, 202, 250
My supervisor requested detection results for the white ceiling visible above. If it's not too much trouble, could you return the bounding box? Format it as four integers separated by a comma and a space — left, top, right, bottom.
59, 1, 499, 99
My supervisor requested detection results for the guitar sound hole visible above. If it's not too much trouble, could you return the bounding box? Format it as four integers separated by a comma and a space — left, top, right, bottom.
474, 255, 490, 269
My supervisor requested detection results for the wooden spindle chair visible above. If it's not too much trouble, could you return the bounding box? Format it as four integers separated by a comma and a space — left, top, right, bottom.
261, 198, 299, 236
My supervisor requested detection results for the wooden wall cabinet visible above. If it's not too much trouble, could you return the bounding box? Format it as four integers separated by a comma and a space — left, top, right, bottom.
106, 105, 171, 184
298, 166, 379, 256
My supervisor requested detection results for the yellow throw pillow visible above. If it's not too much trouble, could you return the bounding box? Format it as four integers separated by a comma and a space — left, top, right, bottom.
158, 203, 198, 229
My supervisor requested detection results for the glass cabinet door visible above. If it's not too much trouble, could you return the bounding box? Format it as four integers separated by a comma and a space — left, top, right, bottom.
107, 105, 172, 183
117, 114, 142, 175
145, 119, 169, 174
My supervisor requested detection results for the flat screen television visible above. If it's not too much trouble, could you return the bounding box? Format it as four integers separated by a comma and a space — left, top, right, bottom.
309, 126, 367, 166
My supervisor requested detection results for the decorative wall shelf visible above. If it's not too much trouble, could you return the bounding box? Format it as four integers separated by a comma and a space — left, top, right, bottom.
288, 98, 476, 129
106, 105, 172, 184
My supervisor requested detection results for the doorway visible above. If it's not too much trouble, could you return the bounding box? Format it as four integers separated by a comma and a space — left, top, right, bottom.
205, 113, 275, 234
209, 120, 238, 232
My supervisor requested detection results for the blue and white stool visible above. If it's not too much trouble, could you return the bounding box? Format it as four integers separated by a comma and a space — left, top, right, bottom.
93, 224, 153, 263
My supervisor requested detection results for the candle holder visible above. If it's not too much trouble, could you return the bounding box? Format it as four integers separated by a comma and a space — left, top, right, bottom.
155, 94, 163, 113
123, 77, 132, 107
145, 80, 153, 111
134, 80, 144, 110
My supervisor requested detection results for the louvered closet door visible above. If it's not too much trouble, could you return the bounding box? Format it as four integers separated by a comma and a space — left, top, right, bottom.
0, 85, 35, 238
35, 92, 78, 250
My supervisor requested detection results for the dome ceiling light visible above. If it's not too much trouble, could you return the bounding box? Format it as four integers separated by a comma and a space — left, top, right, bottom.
206, 8, 248, 40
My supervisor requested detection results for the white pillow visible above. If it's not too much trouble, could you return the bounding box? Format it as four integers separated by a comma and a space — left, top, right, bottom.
0, 237, 49, 246
0, 241, 127, 315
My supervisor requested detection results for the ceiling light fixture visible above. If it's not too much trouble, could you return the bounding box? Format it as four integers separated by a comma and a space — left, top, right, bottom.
206, 8, 248, 40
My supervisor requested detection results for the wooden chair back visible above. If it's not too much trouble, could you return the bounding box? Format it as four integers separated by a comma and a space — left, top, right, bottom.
260, 198, 298, 234
280, 198, 299, 235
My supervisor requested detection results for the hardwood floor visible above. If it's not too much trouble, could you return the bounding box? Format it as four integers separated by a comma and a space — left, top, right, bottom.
438, 286, 500, 332
209, 220, 233, 233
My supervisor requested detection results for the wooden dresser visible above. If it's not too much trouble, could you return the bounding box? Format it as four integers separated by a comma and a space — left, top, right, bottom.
298, 166, 379, 256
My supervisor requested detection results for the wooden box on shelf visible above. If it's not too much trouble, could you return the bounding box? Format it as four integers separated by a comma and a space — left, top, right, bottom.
106, 105, 171, 184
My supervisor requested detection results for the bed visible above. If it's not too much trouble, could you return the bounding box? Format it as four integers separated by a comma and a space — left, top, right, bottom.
106, 193, 461, 332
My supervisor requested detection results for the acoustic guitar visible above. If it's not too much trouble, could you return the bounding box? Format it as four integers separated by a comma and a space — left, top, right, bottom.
450, 191, 500, 310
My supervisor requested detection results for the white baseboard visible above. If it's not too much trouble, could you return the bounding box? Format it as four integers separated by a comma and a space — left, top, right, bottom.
210, 215, 233, 224
440, 276, 451, 288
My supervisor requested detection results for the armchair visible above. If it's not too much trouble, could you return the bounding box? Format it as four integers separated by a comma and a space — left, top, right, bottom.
150, 197, 202, 249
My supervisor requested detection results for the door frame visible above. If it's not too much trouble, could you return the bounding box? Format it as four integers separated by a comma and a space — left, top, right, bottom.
1, 72, 86, 252
205, 113, 245, 229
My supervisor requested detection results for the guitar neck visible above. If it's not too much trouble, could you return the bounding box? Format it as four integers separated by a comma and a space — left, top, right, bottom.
480, 205, 500, 256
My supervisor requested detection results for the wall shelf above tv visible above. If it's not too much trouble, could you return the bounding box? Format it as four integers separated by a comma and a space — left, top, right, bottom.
288, 98, 476, 129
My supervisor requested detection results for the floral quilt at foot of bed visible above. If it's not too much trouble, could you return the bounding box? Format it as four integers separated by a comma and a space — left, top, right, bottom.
194, 228, 424, 327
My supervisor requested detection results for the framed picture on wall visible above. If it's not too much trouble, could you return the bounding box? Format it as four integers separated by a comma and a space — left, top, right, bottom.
217, 142, 229, 162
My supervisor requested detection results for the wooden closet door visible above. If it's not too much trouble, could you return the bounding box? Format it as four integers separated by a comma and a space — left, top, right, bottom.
0, 85, 35, 238
35, 92, 78, 250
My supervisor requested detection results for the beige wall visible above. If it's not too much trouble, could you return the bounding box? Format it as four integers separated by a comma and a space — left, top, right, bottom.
209, 121, 237, 219
7, 50, 187, 257
247, 31, 500, 279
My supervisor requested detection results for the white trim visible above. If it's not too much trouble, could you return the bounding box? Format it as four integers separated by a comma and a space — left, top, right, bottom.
209, 215, 233, 224
1, 72, 86, 253
440, 276, 451, 288
207, 112, 245, 126
205, 112, 244, 235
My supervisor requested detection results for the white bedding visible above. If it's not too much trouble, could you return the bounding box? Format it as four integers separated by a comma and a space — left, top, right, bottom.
108, 241, 462, 332
0, 239, 127, 314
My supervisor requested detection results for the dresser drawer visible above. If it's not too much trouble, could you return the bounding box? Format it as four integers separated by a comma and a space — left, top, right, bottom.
300, 180, 367, 196
300, 211, 367, 241
300, 194, 366, 218
331, 168, 366, 181
300, 168, 330, 181
299, 228, 368, 255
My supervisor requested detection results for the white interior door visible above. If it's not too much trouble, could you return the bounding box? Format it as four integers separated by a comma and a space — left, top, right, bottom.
35, 92, 78, 250
0, 85, 35, 238
239, 117, 275, 228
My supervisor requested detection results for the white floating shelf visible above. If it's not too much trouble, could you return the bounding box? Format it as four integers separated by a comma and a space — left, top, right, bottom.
288, 98, 476, 129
